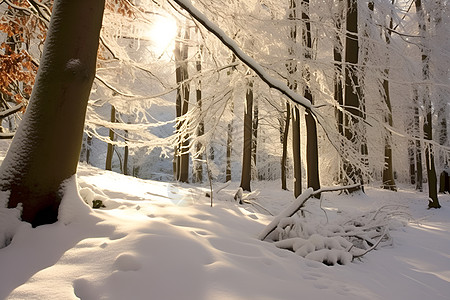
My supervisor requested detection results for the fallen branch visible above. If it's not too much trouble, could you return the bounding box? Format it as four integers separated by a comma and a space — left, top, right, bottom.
259, 184, 361, 241
0, 103, 23, 118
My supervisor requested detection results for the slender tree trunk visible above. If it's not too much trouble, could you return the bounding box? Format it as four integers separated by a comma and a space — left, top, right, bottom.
240, 80, 253, 192
286, 0, 302, 197
123, 129, 129, 176
193, 41, 204, 183
334, 0, 344, 183
382, 10, 397, 191
281, 102, 290, 190
174, 25, 190, 183
415, 0, 440, 208
226, 55, 236, 182
226, 100, 233, 182
86, 135, 92, 164
251, 97, 259, 179
302, 0, 320, 193
105, 105, 116, 171
0, 0, 105, 227
342, 0, 363, 192
292, 105, 302, 198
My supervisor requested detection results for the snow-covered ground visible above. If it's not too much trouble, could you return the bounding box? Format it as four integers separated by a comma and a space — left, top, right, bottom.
1, 162, 449, 300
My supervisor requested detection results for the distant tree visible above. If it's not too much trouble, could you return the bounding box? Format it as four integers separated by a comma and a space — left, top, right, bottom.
240, 79, 253, 192
341, 0, 364, 192
174, 24, 190, 183
381, 3, 397, 191
415, 0, 440, 208
301, 0, 320, 193
0, 0, 105, 227
105, 104, 116, 171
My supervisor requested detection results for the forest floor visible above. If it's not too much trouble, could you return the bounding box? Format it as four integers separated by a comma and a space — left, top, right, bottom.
1, 162, 449, 300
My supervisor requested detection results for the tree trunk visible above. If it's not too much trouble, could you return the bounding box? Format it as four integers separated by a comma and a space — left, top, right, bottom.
292, 106, 302, 198
240, 80, 253, 192
334, 0, 344, 183
302, 0, 320, 193
286, 0, 301, 196
382, 11, 397, 191
281, 102, 290, 190
226, 100, 233, 182
415, 0, 440, 208
123, 129, 129, 176
342, 0, 363, 192
193, 41, 204, 183
410, 88, 424, 191
226, 55, 236, 183
174, 25, 190, 183
252, 97, 259, 179
0, 0, 105, 227
105, 104, 116, 171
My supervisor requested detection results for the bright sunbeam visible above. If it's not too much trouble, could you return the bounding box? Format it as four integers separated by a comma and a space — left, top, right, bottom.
147, 15, 178, 57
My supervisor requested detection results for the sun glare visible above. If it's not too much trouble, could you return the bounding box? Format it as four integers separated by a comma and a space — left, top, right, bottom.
148, 15, 178, 57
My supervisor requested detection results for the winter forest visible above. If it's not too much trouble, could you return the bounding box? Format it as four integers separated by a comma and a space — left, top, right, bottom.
0, 0, 449, 299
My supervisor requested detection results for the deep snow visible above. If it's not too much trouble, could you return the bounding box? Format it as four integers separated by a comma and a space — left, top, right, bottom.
0, 161, 449, 299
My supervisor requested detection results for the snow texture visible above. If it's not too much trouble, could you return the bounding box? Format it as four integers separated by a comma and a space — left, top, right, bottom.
0, 160, 449, 299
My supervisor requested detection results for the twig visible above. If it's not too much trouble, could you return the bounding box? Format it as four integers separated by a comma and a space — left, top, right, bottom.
352, 227, 389, 259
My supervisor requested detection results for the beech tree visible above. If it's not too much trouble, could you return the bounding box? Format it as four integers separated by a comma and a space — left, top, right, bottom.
415, 0, 440, 208
174, 24, 191, 183
0, 0, 105, 227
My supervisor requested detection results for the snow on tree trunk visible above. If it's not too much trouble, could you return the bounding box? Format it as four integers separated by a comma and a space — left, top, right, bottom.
0, 0, 105, 227
415, 0, 440, 208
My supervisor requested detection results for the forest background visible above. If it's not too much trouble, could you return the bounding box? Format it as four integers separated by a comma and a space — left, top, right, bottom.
0, 0, 449, 207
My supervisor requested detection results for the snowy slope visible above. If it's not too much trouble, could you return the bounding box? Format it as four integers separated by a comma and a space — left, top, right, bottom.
0, 162, 449, 300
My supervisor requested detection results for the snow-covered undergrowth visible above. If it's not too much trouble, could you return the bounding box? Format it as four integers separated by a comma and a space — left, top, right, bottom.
256, 187, 410, 265
266, 204, 408, 265
0, 161, 449, 299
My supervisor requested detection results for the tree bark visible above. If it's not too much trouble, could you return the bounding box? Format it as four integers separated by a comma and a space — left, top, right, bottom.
292, 106, 302, 198
240, 80, 253, 192
193, 41, 204, 183
342, 0, 363, 192
281, 102, 290, 190
174, 25, 190, 183
302, 0, 320, 193
0, 0, 105, 227
252, 97, 258, 179
105, 105, 116, 171
415, 0, 440, 208
382, 10, 397, 191
226, 100, 233, 182
334, 0, 344, 183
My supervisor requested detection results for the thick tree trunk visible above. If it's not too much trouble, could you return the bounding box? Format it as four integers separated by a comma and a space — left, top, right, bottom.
0, 0, 105, 227
240, 81, 253, 192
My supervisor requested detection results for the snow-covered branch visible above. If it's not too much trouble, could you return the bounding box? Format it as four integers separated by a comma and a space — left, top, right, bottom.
171, 0, 315, 112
